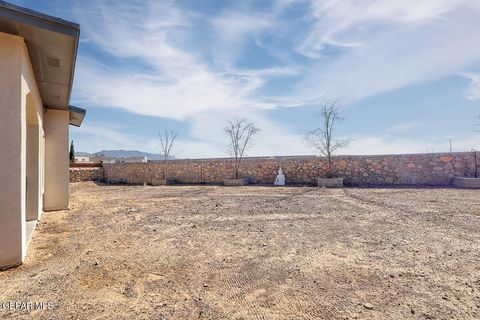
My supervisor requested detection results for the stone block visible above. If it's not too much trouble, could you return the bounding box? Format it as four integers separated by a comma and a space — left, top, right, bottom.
440, 155, 454, 163
100, 153, 475, 187
453, 177, 480, 189
224, 178, 249, 186
151, 178, 176, 186
316, 177, 344, 188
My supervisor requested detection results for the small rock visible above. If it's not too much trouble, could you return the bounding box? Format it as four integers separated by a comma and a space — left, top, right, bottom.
203, 283, 208, 288
363, 303, 374, 310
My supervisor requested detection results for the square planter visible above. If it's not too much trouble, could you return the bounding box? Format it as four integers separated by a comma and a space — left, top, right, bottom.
316, 177, 344, 188
151, 178, 176, 186
224, 178, 249, 186
453, 177, 480, 189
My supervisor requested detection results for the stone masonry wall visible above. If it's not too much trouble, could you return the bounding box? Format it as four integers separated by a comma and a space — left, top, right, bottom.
70, 167, 104, 182
102, 152, 477, 186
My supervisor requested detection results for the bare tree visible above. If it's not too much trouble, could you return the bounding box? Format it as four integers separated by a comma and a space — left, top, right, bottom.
159, 130, 178, 179
473, 115, 479, 177
224, 118, 260, 179
307, 101, 348, 178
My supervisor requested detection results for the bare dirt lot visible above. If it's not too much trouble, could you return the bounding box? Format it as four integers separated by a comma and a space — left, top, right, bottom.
1, 182, 480, 319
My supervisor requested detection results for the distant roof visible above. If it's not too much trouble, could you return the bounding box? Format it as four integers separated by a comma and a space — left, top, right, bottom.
0, 1, 85, 126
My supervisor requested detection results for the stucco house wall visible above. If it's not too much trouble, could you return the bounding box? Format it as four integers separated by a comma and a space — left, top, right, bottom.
43, 109, 70, 211
0, 31, 72, 269
0, 2, 84, 270
0, 32, 45, 268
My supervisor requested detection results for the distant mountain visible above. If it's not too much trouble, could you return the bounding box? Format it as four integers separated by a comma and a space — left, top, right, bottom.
76, 149, 176, 160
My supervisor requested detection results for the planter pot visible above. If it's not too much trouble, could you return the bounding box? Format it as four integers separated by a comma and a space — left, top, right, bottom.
453, 177, 480, 189
316, 177, 344, 188
151, 178, 176, 186
224, 178, 249, 186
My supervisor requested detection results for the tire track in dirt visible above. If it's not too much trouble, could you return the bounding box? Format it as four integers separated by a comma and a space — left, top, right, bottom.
5, 184, 479, 319
267, 291, 346, 319
196, 188, 356, 319
204, 259, 354, 320
212, 264, 272, 319
341, 189, 418, 215
150, 187, 217, 200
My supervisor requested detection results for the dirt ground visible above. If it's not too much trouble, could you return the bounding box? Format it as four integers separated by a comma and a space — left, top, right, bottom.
1, 182, 479, 319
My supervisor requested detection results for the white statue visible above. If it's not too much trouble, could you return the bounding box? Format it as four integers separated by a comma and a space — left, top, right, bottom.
274, 168, 285, 186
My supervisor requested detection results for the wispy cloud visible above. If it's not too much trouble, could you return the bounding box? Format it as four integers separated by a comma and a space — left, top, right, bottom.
71, 121, 227, 158
342, 133, 477, 155
209, 11, 274, 67
297, 0, 480, 57
72, 1, 292, 120
73, 0, 480, 113
68, 0, 480, 156
72, 120, 478, 157
292, 0, 480, 103
463, 73, 480, 100
386, 122, 419, 134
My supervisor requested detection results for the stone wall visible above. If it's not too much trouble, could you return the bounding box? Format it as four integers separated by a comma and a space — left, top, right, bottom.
69, 167, 104, 183
103, 152, 478, 186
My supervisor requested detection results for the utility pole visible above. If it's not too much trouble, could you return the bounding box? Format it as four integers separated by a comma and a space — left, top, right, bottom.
449, 139, 452, 153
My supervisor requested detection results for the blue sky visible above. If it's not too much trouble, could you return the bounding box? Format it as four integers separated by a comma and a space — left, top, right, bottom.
13, 0, 480, 157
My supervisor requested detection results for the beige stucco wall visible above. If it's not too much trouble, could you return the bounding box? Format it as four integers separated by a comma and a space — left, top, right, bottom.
0, 32, 25, 268
26, 123, 40, 220
0, 32, 46, 268
22, 48, 45, 222
43, 109, 70, 211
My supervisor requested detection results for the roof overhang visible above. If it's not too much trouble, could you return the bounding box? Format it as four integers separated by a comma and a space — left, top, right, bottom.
0, 1, 85, 126
68, 105, 86, 127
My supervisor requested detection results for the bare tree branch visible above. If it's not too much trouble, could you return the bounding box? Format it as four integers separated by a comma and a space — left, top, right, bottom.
306, 101, 348, 177
159, 130, 178, 179
224, 118, 260, 179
